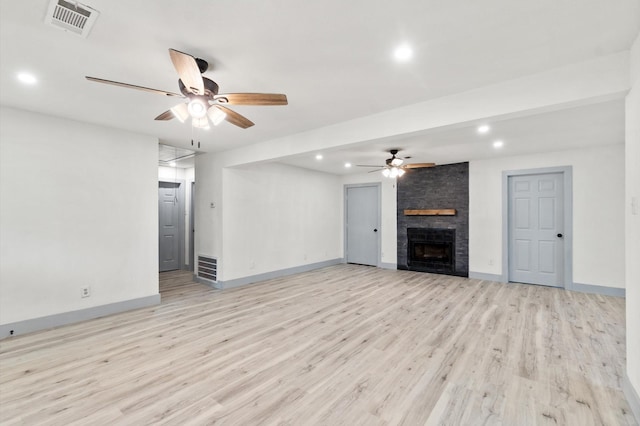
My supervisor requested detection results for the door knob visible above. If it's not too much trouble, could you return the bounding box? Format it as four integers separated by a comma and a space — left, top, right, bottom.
557, 233, 563, 238
373, 229, 378, 232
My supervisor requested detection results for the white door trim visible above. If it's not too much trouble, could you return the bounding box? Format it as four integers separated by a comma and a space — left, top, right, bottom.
344, 183, 381, 267
501, 166, 573, 288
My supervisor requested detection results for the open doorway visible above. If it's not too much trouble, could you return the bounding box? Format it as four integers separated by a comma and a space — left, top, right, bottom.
159, 180, 185, 271
158, 144, 196, 272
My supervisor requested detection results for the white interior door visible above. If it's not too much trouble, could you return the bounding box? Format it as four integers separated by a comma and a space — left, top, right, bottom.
346, 185, 379, 266
508, 173, 564, 287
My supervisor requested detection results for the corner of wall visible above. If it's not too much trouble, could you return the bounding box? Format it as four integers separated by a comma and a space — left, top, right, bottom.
625, 29, 640, 421
630, 32, 640, 86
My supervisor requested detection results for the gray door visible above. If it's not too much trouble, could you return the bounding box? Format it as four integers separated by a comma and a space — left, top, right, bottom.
159, 182, 181, 272
508, 173, 564, 287
346, 185, 379, 266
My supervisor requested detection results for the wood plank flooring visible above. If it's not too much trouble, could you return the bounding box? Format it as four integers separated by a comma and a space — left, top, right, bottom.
0, 265, 635, 425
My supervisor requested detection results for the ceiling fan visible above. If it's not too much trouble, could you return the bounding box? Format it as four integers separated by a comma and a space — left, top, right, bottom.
86, 48, 288, 130
357, 149, 435, 177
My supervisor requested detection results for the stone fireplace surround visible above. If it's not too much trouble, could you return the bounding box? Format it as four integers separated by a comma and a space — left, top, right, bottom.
397, 162, 469, 277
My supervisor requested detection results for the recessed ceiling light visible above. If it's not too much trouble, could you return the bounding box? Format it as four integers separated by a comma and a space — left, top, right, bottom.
315, 154, 323, 160
477, 124, 490, 134
394, 44, 413, 62
493, 140, 504, 148
344, 162, 352, 168
169, 161, 177, 167
17, 72, 37, 85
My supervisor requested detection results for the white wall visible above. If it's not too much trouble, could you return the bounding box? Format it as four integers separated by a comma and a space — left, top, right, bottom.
221, 163, 341, 281
340, 172, 397, 266
0, 107, 159, 325
194, 152, 224, 262
158, 165, 190, 181
625, 32, 640, 406
158, 166, 195, 266
469, 144, 626, 288
338, 144, 626, 285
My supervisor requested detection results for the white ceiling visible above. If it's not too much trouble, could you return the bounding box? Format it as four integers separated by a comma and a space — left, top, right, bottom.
158, 144, 195, 168
279, 99, 626, 174
1, 0, 638, 173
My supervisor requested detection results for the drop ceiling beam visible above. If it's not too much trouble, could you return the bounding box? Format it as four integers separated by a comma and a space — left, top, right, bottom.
220, 52, 630, 168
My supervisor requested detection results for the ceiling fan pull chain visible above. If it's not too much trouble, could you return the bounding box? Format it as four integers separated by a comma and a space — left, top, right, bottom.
190, 124, 201, 149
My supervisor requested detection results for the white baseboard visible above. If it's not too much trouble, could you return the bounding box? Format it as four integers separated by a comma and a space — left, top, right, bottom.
0, 294, 161, 339
380, 262, 397, 270
469, 271, 625, 297
469, 271, 505, 282
468, 272, 625, 298
214, 258, 344, 290
570, 282, 625, 297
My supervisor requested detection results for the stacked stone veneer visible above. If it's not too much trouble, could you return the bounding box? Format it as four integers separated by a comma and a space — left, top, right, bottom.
397, 162, 469, 276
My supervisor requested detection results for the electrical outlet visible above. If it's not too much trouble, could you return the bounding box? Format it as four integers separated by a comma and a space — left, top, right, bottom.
81, 287, 91, 298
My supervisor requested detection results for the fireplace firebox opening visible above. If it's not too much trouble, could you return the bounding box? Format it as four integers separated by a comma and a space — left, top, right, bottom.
407, 228, 455, 274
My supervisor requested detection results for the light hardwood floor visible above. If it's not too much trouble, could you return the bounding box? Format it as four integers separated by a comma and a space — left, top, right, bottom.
0, 265, 635, 425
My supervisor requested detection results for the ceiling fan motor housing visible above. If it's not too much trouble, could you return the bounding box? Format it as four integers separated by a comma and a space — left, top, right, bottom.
195, 58, 209, 73
179, 77, 219, 98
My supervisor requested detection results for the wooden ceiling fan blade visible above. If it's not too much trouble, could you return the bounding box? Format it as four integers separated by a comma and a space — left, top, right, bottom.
169, 48, 205, 95
214, 93, 288, 106
367, 169, 384, 173
214, 105, 255, 129
403, 163, 436, 169
154, 110, 174, 121
85, 76, 182, 97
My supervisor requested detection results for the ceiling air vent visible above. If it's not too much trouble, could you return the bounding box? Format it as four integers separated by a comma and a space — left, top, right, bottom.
45, 0, 100, 38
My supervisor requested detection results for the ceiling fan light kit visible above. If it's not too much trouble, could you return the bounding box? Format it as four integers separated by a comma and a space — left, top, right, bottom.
358, 149, 435, 178
86, 48, 288, 132
170, 103, 189, 123
390, 157, 403, 167
192, 117, 210, 130
207, 107, 227, 126
382, 167, 405, 178
187, 98, 208, 119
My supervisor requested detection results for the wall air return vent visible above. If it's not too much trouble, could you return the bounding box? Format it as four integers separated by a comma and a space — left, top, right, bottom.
45, 0, 100, 38
198, 255, 218, 283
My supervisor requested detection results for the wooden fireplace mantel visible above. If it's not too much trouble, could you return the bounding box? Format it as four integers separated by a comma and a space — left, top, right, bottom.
404, 209, 457, 216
